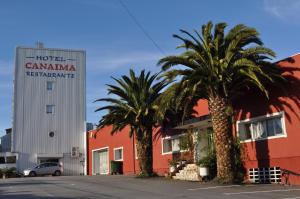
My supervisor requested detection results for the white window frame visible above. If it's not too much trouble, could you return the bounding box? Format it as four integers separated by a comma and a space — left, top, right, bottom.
113, 147, 123, 161
237, 111, 287, 143
46, 81, 54, 91
46, 105, 55, 114
135, 144, 138, 159
92, 146, 109, 175
161, 134, 188, 155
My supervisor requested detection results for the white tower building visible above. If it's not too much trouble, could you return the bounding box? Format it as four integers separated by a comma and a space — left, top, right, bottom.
12, 44, 86, 175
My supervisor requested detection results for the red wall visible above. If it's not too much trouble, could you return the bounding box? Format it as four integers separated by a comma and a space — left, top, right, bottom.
88, 126, 136, 175
233, 54, 300, 184
87, 126, 175, 176
87, 99, 210, 177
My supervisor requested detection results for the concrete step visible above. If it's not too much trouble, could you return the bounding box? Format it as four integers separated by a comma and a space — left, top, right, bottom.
172, 163, 200, 181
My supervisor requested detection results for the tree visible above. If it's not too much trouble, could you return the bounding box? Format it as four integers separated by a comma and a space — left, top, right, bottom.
155, 82, 199, 128
95, 69, 169, 176
158, 21, 284, 182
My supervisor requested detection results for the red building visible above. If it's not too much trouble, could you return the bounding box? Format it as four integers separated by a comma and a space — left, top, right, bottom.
87, 53, 300, 185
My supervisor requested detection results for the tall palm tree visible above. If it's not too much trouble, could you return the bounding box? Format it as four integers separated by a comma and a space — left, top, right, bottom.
95, 69, 169, 176
158, 21, 284, 182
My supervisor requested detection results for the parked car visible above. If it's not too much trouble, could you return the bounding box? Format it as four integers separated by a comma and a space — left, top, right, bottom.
23, 162, 62, 177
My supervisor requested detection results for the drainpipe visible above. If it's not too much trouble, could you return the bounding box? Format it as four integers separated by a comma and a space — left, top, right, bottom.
133, 132, 136, 174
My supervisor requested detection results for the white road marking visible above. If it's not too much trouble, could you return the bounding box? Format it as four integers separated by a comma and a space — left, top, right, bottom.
188, 185, 240, 191
282, 197, 300, 199
224, 189, 300, 195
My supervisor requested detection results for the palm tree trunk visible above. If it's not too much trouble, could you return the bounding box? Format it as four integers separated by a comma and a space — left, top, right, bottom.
208, 95, 234, 183
136, 129, 153, 176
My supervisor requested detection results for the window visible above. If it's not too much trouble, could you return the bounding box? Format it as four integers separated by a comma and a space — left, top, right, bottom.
47, 81, 54, 91
46, 105, 55, 114
6, 156, 16, 163
238, 112, 286, 141
114, 147, 123, 161
39, 158, 59, 164
37, 163, 47, 168
162, 135, 185, 154
47, 162, 59, 167
49, 131, 55, 137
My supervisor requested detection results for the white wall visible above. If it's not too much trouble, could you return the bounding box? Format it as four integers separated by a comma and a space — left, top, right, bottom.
12, 46, 86, 175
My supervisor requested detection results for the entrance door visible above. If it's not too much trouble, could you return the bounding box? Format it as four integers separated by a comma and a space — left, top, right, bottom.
99, 149, 108, 174
194, 128, 211, 162
93, 151, 100, 175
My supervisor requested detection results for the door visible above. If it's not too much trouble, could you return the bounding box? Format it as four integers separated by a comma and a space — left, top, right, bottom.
93, 151, 100, 175
99, 149, 109, 174
194, 128, 210, 162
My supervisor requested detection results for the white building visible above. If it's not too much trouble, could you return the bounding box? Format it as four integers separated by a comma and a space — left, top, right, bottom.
12, 43, 86, 175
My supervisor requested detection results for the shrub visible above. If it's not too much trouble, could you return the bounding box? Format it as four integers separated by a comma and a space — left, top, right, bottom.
232, 138, 246, 182
197, 150, 217, 178
1, 167, 17, 178
168, 159, 178, 167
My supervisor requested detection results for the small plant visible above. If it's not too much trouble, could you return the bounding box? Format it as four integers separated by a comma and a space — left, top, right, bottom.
179, 132, 194, 152
168, 159, 178, 167
232, 138, 246, 182
1, 167, 17, 179
197, 150, 217, 178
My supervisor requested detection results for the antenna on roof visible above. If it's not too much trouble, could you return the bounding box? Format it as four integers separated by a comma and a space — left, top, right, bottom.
36, 41, 44, 48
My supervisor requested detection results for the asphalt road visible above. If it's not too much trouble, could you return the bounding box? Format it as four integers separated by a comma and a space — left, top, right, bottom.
1, 175, 300, 199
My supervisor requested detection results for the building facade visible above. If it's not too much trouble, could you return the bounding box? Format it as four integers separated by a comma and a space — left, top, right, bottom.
12, 44, 86, 175
0, 128, 17, 169
234, 53, 300, 185
87, 53, 300, 184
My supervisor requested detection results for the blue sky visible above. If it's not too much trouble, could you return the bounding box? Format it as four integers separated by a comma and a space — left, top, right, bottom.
1, 0, 300, 135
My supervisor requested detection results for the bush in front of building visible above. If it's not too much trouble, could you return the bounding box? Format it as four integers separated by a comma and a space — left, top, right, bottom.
0, 167, 17, 179
196, 137, 246, 183
197, 150, 217, 180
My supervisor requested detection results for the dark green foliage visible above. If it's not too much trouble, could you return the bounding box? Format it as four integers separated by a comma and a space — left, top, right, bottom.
156, 83, 200, 127
95, 69, 169, 175
110, 161, 123, 174
0, 167, 17, 178
95, 69, 169, 136
158, 21, 284, 101
168, 159, 178, 167
158, 21, 285, 183
232, 138, 246, 182
197, 149, 217, 179
178, 130, 194, 152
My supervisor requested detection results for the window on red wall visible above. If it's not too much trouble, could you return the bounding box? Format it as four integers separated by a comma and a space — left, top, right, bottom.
114, 147, 123, 161
162, 136, 183, 154
162, 139, 172, 154
238, 112, 286, 141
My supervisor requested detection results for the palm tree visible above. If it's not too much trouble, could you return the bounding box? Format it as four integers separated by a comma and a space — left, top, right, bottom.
95, 69, 169, 176
158, 21, 284, 182
155, 82, 200, 127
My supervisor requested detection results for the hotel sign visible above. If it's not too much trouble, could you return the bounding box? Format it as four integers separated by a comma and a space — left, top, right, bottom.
24, 56, 77, 79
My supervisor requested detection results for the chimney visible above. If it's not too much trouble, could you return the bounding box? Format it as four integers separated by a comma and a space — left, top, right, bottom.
36, 41, 44, 48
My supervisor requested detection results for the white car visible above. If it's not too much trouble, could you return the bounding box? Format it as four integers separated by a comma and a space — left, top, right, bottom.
23, 162, 62, 177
